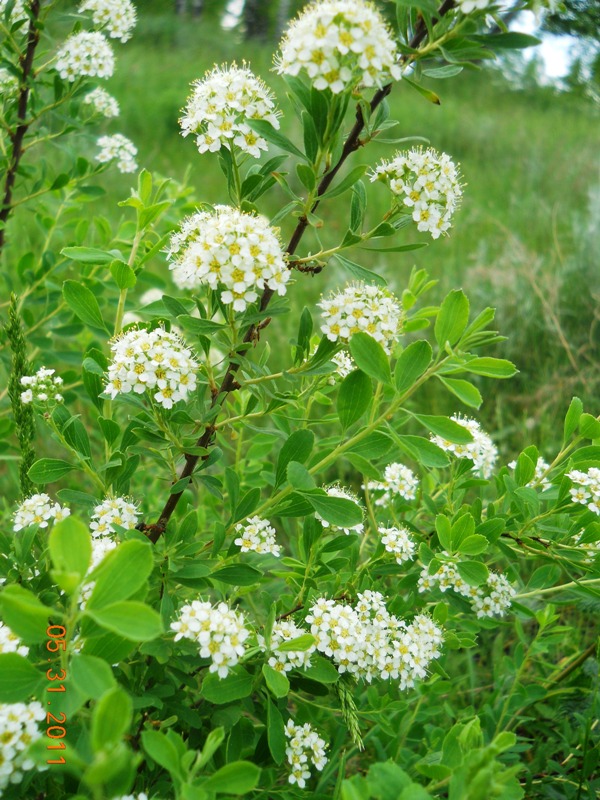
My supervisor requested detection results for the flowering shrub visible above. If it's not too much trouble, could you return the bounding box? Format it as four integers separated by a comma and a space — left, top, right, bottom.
0, 1, 598, 799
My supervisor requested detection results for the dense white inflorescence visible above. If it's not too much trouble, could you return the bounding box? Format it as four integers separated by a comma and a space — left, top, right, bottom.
365, 462, 419, 505
56, 32, 115, 81
567, 467, 600, 515
167, 206, 289, 311
171, 601, 250, 678
234, 516, 281, 557
90, 496, 139, 537
20, 366, 64, 405
105, 327, 198, 409
0, 701, 46, 794
275, 0, 402, 94
418, 558, 516, 618
84, 86, 120, 117
284, 719, 328, 788
431, 415, 498, 478
371, 148, 463, 239
266, 619, 316, 673
0, 622, 28, 656
180, 63, 280, 157
379, 525, 417, 565
79, 0, 137, 42
315, 485, 365, 536
13, 494, 70, 532
96, 133, 138, 173
318, 282, 403, 354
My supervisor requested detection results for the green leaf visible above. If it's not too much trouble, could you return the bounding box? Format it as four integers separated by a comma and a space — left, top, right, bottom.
464, 357, 517, 379
276, 633, 316, 652
348, 430, 393, 459
435, 515, 452, 552
303, 492, 363, 528
0, 654, 44, 702
457, 535, 488, 556
394, 340, 433, 394
62, 246, 116, 265
479, 32, 541, 49
456, 561, 489, 586
91, 686, 132, 751
396, 435, 450, 468
262, 664, 290, 698
141, 730, 182, 777
0, 585, 53, 643
563, 397, 583, 443
63, 280, 108, 332
85, 602, 163, 641
437, 377, 482, 409
287, 461, 316, 491
304, 656, 340, 684
49, 516, 92, 594
110, 260, 137, 289
350, 180, 367, 232
412, 414, 473, 443
203, 761, 261, 795
87, 540, 154, 610
337, 370, 372, 429
404, 76, 440, 105
247, 118, 306, 160
267, 700, 286, 764
579, 413, 600, 440
28, 458, 74, 484
350, 332, 392, 385
434, 290, 469, 349
276, 430, 314, 487
333, 253, 387, 287
211, 564, 262, 586
70, 654, 116, 700
201, 667, 254, 704
321, 165, 368, 200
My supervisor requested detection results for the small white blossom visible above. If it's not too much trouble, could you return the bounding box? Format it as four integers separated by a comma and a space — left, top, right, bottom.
315, 485, 364, 536
111, 794, 149, 800
330, 350, 354, 383
96, 133, 138, 173
105, 326, 198, 409
365, 462, 419, 505
167, 206, 289, 312
84, 86, 120, 117
318, 282, 403, 354
471, 572, 516, 618
171, 601, 250, 679
431, 415, 498, 478
20, 366, 64, 406
284, 719, 328, 788
180, 63, 280, 157
79, 0, 137, 42
13, 494, 70, 532
567, 468, 600, 516
276, 0, 402, 94
234, 516, 281, 557
55, 32, 115, 81
0, 622, 28, 657
371, 148, 463, 239
573, 530, 600, 563
90, 496, 139, 537
418, 558, 515, 618
379, 525, 416, 565
264, 619, 315, 673
0, 701, 46, 794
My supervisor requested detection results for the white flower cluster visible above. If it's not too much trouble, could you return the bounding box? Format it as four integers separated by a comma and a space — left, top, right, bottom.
0, 622, 28, 657
167, 206, 289, 312
431, 415, 498, 478
96, 133, 138, 173
315, 485, 364, 536
80, 0, 137, 42
319, 282, 403, 354
90, 496, 139, 537
457, 0, 492, 13
171, 601, 250, 678
284, 719, 328, 789
330, 351, 354, 383
379, 525, 416, 565
105, 327, 198, 409
79, 537, 118, 607
0, 0, 27, 23
0, 701, 46, 793
568, 468, 600, 515
234, 516, 281, 557
365, 462, 419, 505
84, 86, 120, 117
265, 620, 316, 673
56, 32, 115, 82
508, 455, 551, 490
180, 63, 280, 157
418, 559, 515, 618
306, 591, 443, 687
371, 148, 463, 239
0, 68, 18, 96
276, 0, 402, 94
573, 530, 600, 563
13, 494, 70, 532
20, 366, 64, 405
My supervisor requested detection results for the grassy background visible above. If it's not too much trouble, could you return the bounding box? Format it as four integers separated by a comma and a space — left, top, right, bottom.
94, 7, 598, 454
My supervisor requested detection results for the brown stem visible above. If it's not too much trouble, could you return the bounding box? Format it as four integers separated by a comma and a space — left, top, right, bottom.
146, 0, 456, 542
0, 0, 42, 252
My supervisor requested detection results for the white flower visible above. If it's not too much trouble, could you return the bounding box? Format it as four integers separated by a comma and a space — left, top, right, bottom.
371, 148, 463, 239
331, 350, 355, 383
567, 468, 600, 516
365, 462, 419, 505
234, 516, 281, 557
84, 86, 120, 117
507, 455, 551, 490
0, 622, 28, 657
171, 601, 250, 679
110, 795, 149, 800
105, 326, 198, 409
90, 496, 139, 538
55, 32, 115, 81
264, 620, 315, 672
13, 494, 70, 532
276, 0, 402, 94
315, 485, 364, 535
167, 206, 290, 312
79, 0, 137, 42
19, 366, 64, 406
284, 720, 328, 788
0, 701, 45, 794
379, 525, 416, 565
457, 0, 492, 13
431, 414, 498, 478
96, 133, 138, 173
472, 572, 516, 618
318, 282, 403, 354
573, 530, 600, 563
180, 63, 280, 157
0, 0, 27, 23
